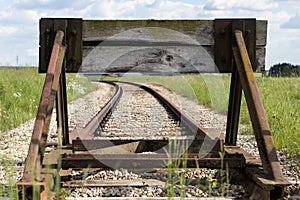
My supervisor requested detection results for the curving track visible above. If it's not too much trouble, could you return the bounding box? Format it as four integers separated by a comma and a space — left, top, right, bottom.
44, 81, 247, 198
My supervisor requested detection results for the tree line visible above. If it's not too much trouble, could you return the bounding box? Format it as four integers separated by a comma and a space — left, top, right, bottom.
268, 63, 300, 77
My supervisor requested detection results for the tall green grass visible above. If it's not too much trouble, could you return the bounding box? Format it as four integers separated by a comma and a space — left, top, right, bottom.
0, 67, 96, 133
237, 77, 299, 155
253, 77, 299, 155
0, 68, 45, 132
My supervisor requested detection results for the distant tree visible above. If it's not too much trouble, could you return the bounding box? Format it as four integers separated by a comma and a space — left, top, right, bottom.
269, 63, 300, 77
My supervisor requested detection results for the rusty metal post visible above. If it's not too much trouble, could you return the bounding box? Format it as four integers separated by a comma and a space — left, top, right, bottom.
54, 19, 70, 146
56, 62, 69, 145
233, 30, 285, 181
22, 30, 65, 192
225, 66, 242, 145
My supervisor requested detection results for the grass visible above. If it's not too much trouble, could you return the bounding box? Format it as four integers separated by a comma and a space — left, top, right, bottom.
0, 67, 96, 133
253, 77, 300, 155
0, 67, 45, 133
102, 74, 300, 156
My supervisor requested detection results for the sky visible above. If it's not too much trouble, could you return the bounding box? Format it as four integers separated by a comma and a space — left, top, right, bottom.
0, 0, 299, 69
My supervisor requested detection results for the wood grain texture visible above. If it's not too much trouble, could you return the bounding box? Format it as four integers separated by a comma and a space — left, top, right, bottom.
78, 19, 267, 73
82, 20, 267, 45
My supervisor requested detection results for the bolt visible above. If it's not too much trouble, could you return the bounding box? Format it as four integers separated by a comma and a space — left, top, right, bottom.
46, 28, 51, 34
220, 29, 226, 35
35, 176, 45, 182
246, 29, 252, 35
71, 30, 77, 36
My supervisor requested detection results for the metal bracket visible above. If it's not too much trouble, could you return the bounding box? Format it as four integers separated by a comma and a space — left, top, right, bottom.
39, 18, 82, 73
214, 19, 256, 72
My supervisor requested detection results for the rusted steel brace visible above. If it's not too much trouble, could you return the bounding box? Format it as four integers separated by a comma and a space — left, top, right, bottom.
23, 30, 66, 183
233, 30, 285, 182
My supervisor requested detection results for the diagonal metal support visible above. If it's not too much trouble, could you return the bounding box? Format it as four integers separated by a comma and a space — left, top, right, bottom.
225, 65, 242, 145
21, 30, 66, 192
232, 30, 286, 182
56, 67, 69, 145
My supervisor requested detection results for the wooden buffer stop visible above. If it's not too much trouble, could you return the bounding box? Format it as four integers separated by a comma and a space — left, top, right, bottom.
19, 18, 290, 199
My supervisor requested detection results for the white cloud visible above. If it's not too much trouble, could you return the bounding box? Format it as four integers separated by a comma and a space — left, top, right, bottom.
204, 0, 277, 11
281, 12, 300, 29
14, 0, 86, 10
0, 26, 18, 36
83, 0, 202, 19
0, 9, 39, 25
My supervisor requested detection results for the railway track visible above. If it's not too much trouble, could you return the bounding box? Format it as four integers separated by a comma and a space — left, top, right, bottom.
38, 81, 251, 199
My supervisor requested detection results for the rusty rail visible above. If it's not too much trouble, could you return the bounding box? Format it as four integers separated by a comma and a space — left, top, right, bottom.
70, 81, 122, 140
232, 30, 289, 197
20, 30, 66, 196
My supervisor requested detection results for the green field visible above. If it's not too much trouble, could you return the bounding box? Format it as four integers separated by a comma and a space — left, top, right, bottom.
0, 68, 299, 156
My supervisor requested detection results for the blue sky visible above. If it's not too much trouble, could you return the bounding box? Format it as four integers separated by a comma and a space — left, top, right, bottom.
0, 0, 299, 68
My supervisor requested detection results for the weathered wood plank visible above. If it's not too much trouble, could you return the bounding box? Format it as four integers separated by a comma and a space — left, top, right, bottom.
72, 137, 221, 153
82, 20, 267, 45
79, 20, 267, 73
83, 20, 214, 45
256, 20, 268, 46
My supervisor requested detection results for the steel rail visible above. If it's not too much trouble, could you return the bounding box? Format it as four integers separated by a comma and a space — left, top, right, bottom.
70, 80, 214, 142
234, 30, 287, 182
233, 31, 290, 199
22, 30, 65, 183
113, 81, 211, 140
70, 81, 123, 140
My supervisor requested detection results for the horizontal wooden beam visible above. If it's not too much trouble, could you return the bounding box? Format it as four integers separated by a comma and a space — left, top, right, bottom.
82, 20, 267, 46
